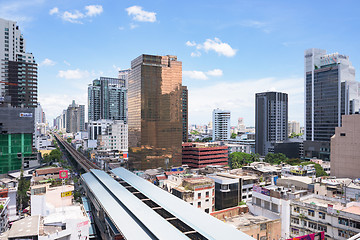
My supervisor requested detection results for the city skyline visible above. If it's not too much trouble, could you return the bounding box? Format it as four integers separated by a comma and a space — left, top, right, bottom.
3, 0, 360, 126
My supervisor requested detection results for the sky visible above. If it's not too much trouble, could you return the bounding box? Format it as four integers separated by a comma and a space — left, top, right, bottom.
2, 0, 360, 127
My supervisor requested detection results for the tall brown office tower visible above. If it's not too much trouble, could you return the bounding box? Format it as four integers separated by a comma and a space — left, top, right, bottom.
128, 54, 183, 170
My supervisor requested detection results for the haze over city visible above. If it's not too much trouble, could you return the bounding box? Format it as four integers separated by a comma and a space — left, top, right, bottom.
2, 0, 360, 126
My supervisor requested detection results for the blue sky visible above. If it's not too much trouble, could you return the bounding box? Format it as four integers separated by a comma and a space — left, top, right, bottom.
2, 0, 360, 126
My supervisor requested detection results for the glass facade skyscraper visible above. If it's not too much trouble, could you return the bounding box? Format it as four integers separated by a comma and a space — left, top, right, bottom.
255, 91, 288, 156
304, 48, 359, 142
88, 76, 127, 122
128, 54, 183, 170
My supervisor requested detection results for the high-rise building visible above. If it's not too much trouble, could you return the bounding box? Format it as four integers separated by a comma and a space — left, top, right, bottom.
128, 54, 183, 170
66, 100, 85, 133
212, 109, 231, 141
288, 120, 300, 135
255, 91, 288, 156
237, 117, 246, 133
304, 48, 359, 142
88, 76, 127, 122
331, 114, 360, 179
181, 86, 188, 142
0, 18, 37, 108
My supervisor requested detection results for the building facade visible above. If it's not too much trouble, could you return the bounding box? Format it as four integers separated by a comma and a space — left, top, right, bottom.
288, 120, 300, 135
290, 194, 360, 240
304, 48, 359, 143
255, 91, 288, 156
182, 86, 188, 142
182, 143, 228, 168
88, 76, 127, 122
128, 54, 183, 170
212, 109, 231, 141
66, 100, 85, 133
331, 114, 360, 179
0, 18, 37, 108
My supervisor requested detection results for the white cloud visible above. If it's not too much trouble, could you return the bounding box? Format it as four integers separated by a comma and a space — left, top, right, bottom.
50, 5, 103, 24
129, 23, 138, 29
0, 0, 45, 24
85, 5, 103, 17
186, 38, 237, 57
191, 52, 201, 57
63, 60, 71, 66
183, 71, 208, 80
118, 26, 125, 30
188, 77, 304, 126
240, 20, 271, 33
126, 6, 156, 22
57, 69, 90, 79
186, 41, 196, 47
39, 58, 56, 66
49, 7, 58, 15
206, 69, 223, 77
183, 69, 223, 80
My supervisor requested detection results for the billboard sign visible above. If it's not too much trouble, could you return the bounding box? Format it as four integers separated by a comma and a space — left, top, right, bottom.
253, 185, 270, 196
59, 170, 68, 179
286, 231, 324, 240
61, 191, 72, 198
19, 112, 33, 118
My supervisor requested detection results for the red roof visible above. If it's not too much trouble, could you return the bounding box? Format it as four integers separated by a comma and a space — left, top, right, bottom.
36, 167, 63, 176
164, 170, 185, 175
156, 175, 167, 180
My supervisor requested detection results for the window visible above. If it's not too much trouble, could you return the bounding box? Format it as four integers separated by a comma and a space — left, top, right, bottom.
308, 222, 317, 229
221, 184, 229, 191
317, 224, 327, 232
293, 206, 300, 213
197, 202, 201, 208
291, 218, 299, 225
206, 191, 209, 198
308, 209, 315, 217
339, 217, 349, 226
349, 220, 360, 229
291, 228, 299, 235
319, 211, 325, 219
260, 223, 267, 231
340, 133, 346, 136
198, 193, 201, 199
205, 208, 209, 213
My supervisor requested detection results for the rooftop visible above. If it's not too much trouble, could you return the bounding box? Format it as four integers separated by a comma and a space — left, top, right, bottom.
7, 215, 39, 238
225, 213, 274, 229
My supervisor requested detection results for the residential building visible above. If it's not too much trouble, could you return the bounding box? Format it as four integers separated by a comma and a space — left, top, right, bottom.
331, 114, 360, 179
242, 162, 281, 182
88, 76, 127, 122
218, 208, 282, 240
281, 164, 316, 177
212, 109, 231, 141
208, 172, 258, 210
66, 100, 85, 133
182, 85, 188, 142
255, 91, 288, 156
128, 54, 183, 170
182, 142, 228, 168
290, 194, 360, 240
0, 18, 37, 108
0, 178, 17, 222
163, 175, 215, 213
249, 185, 308, 239
87, 119, 113, 148
288, 120, 300, 135
227, 143, 252, 154
274, 139, 304, 159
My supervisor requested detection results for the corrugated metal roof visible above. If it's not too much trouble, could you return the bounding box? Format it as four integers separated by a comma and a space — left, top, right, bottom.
111, 167, 255, 240
89, 169, 190, 240
81, 172, 153, 240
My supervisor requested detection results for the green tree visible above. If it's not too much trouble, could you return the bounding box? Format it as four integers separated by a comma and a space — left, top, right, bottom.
17, 171, 30, 212
229, 152, 253, 169
201, 137, 212, 142
264, 153, 287, 165
230, 133, 237, 139
66, 138, 72, 143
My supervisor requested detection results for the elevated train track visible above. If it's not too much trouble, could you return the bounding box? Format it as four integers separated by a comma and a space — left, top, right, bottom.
54, 132, 99, 172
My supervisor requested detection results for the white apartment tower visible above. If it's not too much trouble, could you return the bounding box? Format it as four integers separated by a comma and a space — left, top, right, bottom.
212, 109, 231, 141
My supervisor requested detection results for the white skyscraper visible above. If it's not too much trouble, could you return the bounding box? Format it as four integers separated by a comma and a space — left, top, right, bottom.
212, 109, 231, 141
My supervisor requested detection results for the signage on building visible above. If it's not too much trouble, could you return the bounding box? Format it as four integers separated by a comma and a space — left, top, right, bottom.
19, 112, 33, 118
61, 191, 72, 198
286, 231, 324, 240
327, 204, 334, 214
253, 185, 270, 196
59, 170, 68, 179
77, 220, 89, 228
0, 97, 4, 102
